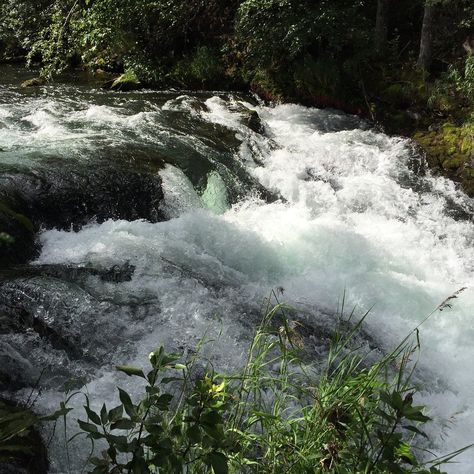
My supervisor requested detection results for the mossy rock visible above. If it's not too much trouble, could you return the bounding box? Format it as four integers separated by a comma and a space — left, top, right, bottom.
414, 121, 474, 197
20, 77, 46, 88
104, 70, 141, 91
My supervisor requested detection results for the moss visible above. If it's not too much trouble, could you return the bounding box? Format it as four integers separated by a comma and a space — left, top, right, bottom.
20, 77, 47, 88
106, 69, 141, 91
413, 121, 474, 197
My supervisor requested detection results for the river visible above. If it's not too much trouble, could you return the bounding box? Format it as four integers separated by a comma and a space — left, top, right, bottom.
0, 65, 473, 472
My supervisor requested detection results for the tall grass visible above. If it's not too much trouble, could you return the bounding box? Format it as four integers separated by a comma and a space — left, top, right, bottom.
23, 292, 474, 473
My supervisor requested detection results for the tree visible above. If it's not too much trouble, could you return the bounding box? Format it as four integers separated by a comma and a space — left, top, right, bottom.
375, 0, 390, 53
417, 0, 436, 71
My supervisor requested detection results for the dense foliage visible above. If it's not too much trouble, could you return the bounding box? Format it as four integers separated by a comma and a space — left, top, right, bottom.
52, 302, 468, 473
0, 0, 472, 105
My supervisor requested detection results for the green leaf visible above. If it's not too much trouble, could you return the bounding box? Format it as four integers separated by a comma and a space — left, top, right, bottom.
403, 406, 431, 423
41, 404, 73, 421
155, 394, 173, 411
100, 404, 108, 425
201, 410, 222, 426
84, 405, 101, 425
202, 423, 222, 441
395, 442, 418, 466
403, 424, 429, 439
110, 419, 136, 431
118, 388, 137, 420
90, 456, 109, 467
145, 423, 163, 437
187, 424, 201, 443
116, 365, 146, 379
78, 419, 99, 433
109, 405, 123, 422
106, 434, 130, 452
208, 451, 228, 474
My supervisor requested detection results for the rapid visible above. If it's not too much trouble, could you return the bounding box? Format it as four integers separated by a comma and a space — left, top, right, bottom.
0, 66, 473, 472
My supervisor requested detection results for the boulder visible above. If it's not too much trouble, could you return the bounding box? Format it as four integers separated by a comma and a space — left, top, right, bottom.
243, 109, 265, 134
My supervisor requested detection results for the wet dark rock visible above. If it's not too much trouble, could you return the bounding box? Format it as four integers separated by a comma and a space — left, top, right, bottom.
0, 202, 35, 266
0, 165, 165, 265
101, 262, 135, 282
0, 262, 136, 285
1, 166, 164, 230
0, 339, 36, 390
0, 277, 113, 361
243, 109, 265, 134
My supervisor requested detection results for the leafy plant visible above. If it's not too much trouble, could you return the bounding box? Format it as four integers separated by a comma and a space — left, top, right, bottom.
0, 398, 71, 468
66, 297, 471, 473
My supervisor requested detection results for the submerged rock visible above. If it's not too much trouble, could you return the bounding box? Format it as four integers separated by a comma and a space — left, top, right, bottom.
0, 277, 113, 361
1, 262, 136, 284
0, 201, 35, 267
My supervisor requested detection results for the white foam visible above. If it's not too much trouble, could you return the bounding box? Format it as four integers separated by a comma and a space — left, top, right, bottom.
31, 97, 474, 472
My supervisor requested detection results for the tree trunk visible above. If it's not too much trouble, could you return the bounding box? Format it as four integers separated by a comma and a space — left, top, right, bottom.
417, 2, 436, 71
375, 0, 390, 53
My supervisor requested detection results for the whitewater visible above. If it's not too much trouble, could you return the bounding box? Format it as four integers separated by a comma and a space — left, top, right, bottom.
0, 71, 473, 471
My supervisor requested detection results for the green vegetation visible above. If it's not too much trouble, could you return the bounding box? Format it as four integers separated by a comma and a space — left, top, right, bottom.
415, 121, 474, 195
60, 300, 469, 473
0, 398, 70, 472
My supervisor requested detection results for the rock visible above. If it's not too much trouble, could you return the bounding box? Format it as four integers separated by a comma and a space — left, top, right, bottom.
103, 70, 141, 91
0, 340, 36, 390
226, 100, 265, 134
243, 109, 265, 134
0, 277, 115, 361
20, 77, 46, 88
413, 122, 474, 197
0, 165, 165, 261
3, 262, 136, 284
100, 262, 136, 282
0, 163, 166, 266
0, 201, 36, 267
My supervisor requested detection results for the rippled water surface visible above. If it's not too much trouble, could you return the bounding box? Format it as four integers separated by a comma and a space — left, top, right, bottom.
1, 66, 473, 472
